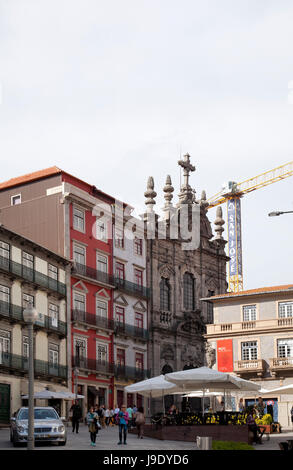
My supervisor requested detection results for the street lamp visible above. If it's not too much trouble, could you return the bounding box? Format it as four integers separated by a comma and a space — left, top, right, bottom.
268, 210, 293, 217
23, 302, 38, 451
74, 367, 79, 399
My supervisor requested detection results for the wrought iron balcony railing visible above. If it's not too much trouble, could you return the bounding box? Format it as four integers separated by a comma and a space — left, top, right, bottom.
71, 309, 115, 330
0, 352, 67, 380
0, 300, 67, 337
114, 364, 151, 381
114, 277, 150, 299
114, 322, 149, 341
72, 262, 115, 287
0, 255, 66, 297
72, 356, 115, 375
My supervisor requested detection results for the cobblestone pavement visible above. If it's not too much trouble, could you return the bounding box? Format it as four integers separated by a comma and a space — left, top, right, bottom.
1, 424, 292, 451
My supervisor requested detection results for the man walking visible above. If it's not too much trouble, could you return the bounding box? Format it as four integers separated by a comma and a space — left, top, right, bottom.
70, 400, 82, 434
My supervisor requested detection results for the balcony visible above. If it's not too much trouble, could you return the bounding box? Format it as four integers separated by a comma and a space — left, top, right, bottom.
114, 278, 150, 300
0, 300, 67, 338
114, 364, 151, 381
0, 352, 67, 381
72, 309, 114, 331
270, 357, 293, 376
0, 256, 66, 297
114, 322, 149, 341
72, 262, 115, 288
72, 356, 114, 375
234, 359, 266, 377
206, 317, 293, 336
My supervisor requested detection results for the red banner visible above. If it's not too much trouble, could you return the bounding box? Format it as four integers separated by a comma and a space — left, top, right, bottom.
217, 339, 233, 372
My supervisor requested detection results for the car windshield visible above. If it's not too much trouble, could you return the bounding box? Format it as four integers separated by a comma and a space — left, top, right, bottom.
18, 409, 59, 420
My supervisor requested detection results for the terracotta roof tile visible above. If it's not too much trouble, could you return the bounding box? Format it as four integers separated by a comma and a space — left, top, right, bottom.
205, 284, 293, 301
0, 166, 62, 190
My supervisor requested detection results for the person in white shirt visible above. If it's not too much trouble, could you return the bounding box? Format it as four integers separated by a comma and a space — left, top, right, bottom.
105, 407, 110, 426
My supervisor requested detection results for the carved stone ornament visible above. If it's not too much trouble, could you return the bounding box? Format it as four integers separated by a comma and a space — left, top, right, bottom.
160, 344, 175, 361
205, 342, 216, 368
159, 264, 174, 279
181, 343, 203, 367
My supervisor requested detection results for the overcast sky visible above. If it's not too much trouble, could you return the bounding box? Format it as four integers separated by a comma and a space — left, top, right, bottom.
0, 0, 292, 290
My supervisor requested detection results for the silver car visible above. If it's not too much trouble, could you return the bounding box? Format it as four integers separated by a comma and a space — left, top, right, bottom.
10, 407, 67, 447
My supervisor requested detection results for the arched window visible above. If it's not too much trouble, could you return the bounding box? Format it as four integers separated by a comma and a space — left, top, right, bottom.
160, 278, 170, 311
183, 272, 195, 311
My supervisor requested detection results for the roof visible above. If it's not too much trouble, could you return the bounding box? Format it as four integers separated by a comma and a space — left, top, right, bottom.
0, 166, 62, 190
201, 284, 293, 302
0, 166, 126, 206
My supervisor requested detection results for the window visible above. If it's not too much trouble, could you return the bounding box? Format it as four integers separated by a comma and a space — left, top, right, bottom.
49, 303, 59, 328
135, 353, 144, 370
73, 292, 86, 312
96, 299, 107, 318
115, 306, 125, 325
73, 244, 86, 266
115, 262, 125, 280
96, 343, 108, 363
96, 219, 107, 242
0, 285, 10, 307
73, 207, 85, 232
49, 343, 59, 367
278, 339, 293, 358
134, 268, 143, 287
134, 238, 143, 256
48, 264, 58, 281
243, 305, 257, 322
11, 194, 21, 206
97, 254, 108, 273
116, 348, 125, 366
160, 278, 170, 311
23, 336, 29, 358
183, 272, 195, 311
74, 337, 87, 360
0, 242, 10, 271
115, 228, 124, 249
0, 329, 10, 364
22, 252, 34, 280
241, 341, 258, 361
206, 302, 214, 324
135, 312, 143, 329
23, 293, 34, 308
279, 302, 293, 318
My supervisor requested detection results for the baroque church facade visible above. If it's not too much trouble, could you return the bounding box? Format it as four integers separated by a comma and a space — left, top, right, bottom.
143, 154, 229, 411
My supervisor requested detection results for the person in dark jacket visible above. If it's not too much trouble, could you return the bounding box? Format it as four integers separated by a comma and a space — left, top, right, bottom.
70, 400, 82, 434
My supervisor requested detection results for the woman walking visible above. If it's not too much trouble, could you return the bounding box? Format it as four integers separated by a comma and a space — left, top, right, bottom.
117, 404, 129, 445
87, 406, 99, 447
135, 406, 145, 439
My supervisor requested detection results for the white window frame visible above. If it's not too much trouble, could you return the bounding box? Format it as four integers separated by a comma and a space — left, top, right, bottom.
96, 218, 107, 242
0, 242, 10, 259
73, 291, 86, 312
73, 206, 85, 233
278, 339, 293, 358
96, 299, 108, 318
11, 194, 21, 206
96, 342, 108, 363
242, 305, 257, 322
97, 253, 108, 273
0, 285, 10, 304
278, 302, 293, 318
49, 303, 59, 328
241, 341, 258, 361
48, 263, 58, 281
73, 243, 86, 266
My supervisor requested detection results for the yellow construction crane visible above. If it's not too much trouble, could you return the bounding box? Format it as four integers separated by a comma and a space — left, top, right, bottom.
207, 161, 293, 293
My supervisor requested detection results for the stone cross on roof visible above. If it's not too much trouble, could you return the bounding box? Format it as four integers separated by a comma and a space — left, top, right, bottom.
177, 153, 196, 206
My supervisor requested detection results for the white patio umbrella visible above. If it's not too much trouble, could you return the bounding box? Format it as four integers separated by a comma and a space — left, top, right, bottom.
56, 391, 85, 400
124, 375, 179, 414
165, 367, 261, 414
21, 389, 62, 399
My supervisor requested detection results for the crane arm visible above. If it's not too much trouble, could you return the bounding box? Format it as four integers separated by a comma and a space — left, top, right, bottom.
207, 161, 293, 208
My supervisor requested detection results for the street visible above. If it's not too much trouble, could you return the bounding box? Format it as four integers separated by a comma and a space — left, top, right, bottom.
1, 423, 293, 451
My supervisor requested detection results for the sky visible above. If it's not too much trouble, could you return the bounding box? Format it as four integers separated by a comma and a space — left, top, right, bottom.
0, 0, 292, 290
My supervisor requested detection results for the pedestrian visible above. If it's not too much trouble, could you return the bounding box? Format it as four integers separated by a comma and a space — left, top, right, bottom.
256, 397, 265, 418
135, 406, 145, 439
114, 404, 120, 424
126, 405, 133, 429
117, 404, 129, 445
246, 407, 262, 445
109, 408, 115, 426
98, 405, 106, 428
86, 406, 99, 447
239, 398, 245, 413
105, 407, 110, 426
70, 400, 82, 434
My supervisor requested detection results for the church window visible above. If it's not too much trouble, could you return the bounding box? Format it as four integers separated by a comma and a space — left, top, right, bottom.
183, 272, 195, 311
160, 278, 170, 311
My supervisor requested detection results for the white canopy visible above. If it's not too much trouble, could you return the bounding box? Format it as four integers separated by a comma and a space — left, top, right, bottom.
124, 375, 178, 398
182, 390, 222, 398
165, 367, 261, 392
260, 384, 293, 396
21, 389, 84, 400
